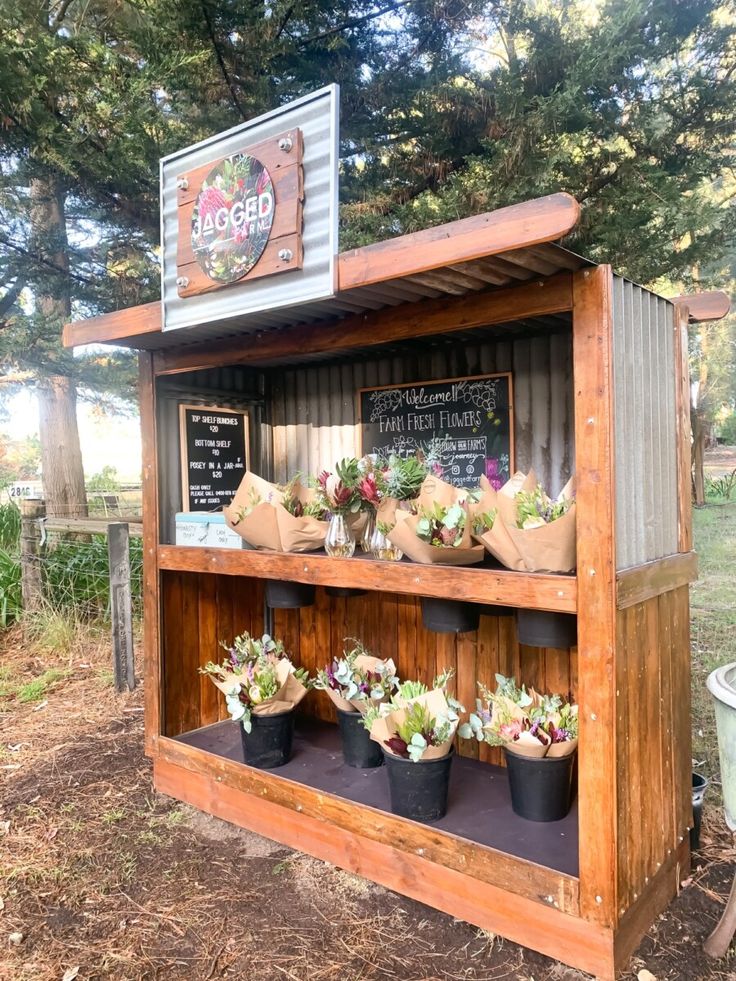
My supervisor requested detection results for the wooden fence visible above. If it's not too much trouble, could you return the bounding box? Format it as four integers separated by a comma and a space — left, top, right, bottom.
20, 499, 140, 692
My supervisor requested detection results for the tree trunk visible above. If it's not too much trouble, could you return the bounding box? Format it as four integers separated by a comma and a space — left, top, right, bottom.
29, 173, 88, 518
37, 375, 88, 518
692, 410, 706, 507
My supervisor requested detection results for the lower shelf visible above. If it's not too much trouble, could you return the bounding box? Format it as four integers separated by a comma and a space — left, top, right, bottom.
174, 716, 579, 877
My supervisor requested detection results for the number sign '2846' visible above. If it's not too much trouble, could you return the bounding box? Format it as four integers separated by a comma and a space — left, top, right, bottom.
191, 153, 275, 285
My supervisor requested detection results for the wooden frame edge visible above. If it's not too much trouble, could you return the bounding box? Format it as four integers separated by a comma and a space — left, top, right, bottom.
64, 301, 161, 349
616, 552, 698, 609
613, 837, 690, 973
672, 291, 730, 323
156, 734, 579, 914
338, 193, 581, 291
141, 353, 162, 756
572, 266, 619, 927
155, 544, 578, 613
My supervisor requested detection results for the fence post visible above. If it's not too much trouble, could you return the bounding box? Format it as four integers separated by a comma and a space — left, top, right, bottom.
108, 522, 135, 692
20, 498, 45, 614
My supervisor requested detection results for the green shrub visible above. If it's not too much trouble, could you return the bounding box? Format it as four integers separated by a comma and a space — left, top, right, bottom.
41, 534, 142, 619
0, 502, 21, 551
0, 548, 22, 627
705, 468, 736, 503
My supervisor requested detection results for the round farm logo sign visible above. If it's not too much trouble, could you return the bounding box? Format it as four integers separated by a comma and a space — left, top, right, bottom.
191, 153, 275, 284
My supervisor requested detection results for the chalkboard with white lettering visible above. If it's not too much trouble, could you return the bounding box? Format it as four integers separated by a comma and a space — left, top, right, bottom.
179, 404, 249, 511
359, 374, 513, 489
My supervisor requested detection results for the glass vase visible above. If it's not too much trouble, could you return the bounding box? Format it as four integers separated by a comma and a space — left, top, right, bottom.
360, 510, 376, 552
325, 513, 356, 558
370, 525, 403, 561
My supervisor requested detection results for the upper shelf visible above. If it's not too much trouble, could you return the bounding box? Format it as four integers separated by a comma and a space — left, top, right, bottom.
157, 545, 577, 613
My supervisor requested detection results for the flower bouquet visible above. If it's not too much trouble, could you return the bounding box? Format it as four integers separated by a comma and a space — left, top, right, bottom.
315, 458, 364, 557
315, 639, 399, 767
471, 470, 576, 574
386, 475, 484, 567
459, 674, 578, 821
223, 471, 329, 553
358, 453, 429, 559
363, 669, 462, 822
200, 632, 311, 769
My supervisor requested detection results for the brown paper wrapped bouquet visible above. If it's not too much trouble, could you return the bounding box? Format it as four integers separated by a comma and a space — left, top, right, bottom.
200, 632, 311, 733
459, 674, 578, 759
471, 470, 576, 573
386, 475, 484, 566
223, 471, 329, 552
314, 640, 398, 714
364, 669, 462, 762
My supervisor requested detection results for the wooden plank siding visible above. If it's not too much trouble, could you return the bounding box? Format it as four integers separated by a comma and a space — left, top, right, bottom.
614, 585, 692, 916
159, 571, 578, 765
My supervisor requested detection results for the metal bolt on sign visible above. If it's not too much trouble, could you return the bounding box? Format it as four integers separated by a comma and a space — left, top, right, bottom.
176, 276, 189, 288
278, 136, 293, 152
278, 249, 293, 262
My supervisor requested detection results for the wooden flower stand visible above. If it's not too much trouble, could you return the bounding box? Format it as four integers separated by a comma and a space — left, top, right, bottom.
65, 194, 729, 979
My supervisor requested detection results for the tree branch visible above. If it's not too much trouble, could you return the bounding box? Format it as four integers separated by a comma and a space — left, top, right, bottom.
0, 277, 26, 319
296, 0, 412, 48
199, 0, 248, 120
51, 0, 75, 32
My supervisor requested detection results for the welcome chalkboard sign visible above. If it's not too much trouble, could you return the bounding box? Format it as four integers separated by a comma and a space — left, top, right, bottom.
359, 374, 513, 489
179, 404, 249, 512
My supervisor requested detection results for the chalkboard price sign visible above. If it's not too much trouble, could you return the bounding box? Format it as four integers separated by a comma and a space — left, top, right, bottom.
179, 404, 249, 512
359, 374, 513, 489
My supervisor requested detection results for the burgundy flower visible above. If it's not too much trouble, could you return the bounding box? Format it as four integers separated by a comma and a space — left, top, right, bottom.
385, 735, 409, 758
358, 474, 382, 506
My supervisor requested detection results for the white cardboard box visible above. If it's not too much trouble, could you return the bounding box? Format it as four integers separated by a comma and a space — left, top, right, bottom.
175, 512, 244, 549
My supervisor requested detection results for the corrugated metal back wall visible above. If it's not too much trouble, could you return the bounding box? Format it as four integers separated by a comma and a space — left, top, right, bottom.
270, 331, 575, 496
612, 276, 678, 570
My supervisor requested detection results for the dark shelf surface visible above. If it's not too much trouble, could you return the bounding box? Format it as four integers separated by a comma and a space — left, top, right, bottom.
175, 716, 579, 877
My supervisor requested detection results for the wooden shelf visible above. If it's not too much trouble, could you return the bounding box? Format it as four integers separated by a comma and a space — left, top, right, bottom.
162, 717, 579, 913
157, 544, 578, 613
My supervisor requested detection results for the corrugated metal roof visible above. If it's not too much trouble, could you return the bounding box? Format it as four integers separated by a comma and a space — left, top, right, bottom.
131, 243, 590, 351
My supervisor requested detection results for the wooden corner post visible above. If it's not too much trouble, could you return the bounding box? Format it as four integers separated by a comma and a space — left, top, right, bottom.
140, 352, 162, 755
572, 267, 618, 934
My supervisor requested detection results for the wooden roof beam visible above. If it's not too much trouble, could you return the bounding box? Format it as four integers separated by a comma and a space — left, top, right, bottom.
63, 301, 161, 349
337, 193, 580, 291
671, 290, 731, 322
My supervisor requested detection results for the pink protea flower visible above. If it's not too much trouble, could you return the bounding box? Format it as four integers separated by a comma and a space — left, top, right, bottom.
325, 474, 352, 510
358, 474, 382, 506
197, 185, 227, 223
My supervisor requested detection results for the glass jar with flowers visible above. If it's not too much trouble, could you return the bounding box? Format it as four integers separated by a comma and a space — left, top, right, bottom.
316, 458, 362, 557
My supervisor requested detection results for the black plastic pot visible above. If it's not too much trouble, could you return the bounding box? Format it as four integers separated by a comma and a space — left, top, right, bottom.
478, 605, 515, 618
516, 610, 577, 648
504, 747, 576, 822
336, 708, 383, 768
265, 579, 315, 609
325, 586, 366, 598
691, 771, 709, 850
239, 710, 294, 769
420, 597, 479, 634
382, 748, 453, 822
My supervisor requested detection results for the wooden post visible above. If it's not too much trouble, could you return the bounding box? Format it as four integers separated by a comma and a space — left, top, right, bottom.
20, 498, 45, 613
108, 521, 135, 692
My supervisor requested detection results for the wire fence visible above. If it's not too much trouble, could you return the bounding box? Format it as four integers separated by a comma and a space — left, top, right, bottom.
0, 500, 144, 629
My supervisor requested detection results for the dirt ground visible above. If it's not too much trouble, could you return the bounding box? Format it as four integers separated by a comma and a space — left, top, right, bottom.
2, 501, 736, 980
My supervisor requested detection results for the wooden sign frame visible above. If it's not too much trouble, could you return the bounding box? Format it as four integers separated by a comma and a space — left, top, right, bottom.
357, 372, 515, 485
179, 404, 250, 512
175, 128, 304, 299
